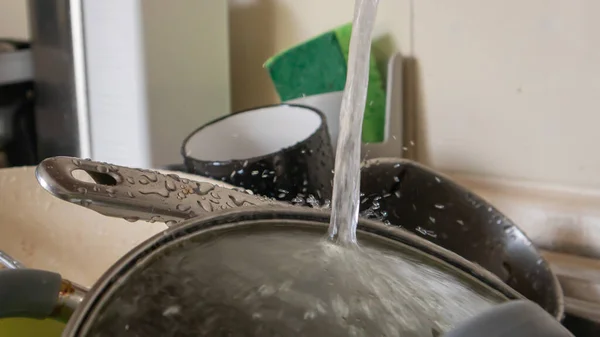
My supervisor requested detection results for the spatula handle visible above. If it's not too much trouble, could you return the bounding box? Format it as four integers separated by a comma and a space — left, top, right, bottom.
35, 156, 282, 226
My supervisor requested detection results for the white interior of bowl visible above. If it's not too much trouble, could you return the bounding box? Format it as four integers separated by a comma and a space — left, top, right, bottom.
287, 92, 343, 151
184, 105, 322, 161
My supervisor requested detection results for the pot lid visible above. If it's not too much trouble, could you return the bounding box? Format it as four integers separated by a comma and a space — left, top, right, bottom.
76, 219, 511, 337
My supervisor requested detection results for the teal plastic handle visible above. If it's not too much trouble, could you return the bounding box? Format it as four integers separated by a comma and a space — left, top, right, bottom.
0, 269, 62, 319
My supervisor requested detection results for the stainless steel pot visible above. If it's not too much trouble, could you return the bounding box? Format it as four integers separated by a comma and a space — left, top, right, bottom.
61, 208, 531, 337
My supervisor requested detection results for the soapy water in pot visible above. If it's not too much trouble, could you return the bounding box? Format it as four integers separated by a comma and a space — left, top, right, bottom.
86, 229, 505, 337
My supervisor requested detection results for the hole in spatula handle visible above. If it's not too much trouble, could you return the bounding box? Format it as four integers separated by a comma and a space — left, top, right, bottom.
71, 169, 118, 186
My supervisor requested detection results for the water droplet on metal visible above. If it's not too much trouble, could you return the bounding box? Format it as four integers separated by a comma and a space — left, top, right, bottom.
149, 215, 162, 223
139, 189, 170, 198
196, 199, 213, 212
176, 204, 191, 212
228, 195, 254, 207
76, 187, 87, 194
96, 165, 109, 173
80, 199, 91, 207
72, 159, 82, 166
166, 174, 181, 182
165, 220, 178, 226
416, 226, 437, 238
434, 204, 444, 209
142, 173, 158, 182
165, 180, 177, 191
197, 183, 215, 195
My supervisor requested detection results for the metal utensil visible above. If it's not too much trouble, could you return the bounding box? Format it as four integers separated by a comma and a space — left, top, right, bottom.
0, 250, 24, 269
36, 156, 285, 226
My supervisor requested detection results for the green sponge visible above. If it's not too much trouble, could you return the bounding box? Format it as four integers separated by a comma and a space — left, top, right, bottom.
264, 23, 386, 143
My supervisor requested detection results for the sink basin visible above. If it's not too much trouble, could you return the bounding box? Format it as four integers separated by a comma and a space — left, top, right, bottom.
0, 166, 232, 288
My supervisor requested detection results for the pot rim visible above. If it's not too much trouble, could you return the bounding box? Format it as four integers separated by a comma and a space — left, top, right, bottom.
63, 206, 527, 335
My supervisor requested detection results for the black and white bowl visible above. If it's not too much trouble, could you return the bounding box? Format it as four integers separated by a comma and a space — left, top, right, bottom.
182, 104, 334, 203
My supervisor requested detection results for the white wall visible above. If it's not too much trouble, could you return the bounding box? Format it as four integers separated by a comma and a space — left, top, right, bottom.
413, 0, 600, 189
3, 0, 599, 189
0, 0, 28, 39
230, 0, 600, 190
141, 0, 230, 166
